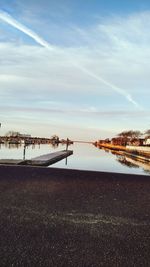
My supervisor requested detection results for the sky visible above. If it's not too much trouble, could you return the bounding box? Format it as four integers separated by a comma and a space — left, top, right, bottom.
0, 0, 150, 141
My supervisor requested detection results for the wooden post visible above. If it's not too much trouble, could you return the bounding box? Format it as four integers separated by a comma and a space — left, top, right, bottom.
66, 138, 69, 151
23, 144, 26, 160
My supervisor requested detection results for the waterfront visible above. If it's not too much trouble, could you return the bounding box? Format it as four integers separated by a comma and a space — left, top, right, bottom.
0, 142, 150, 175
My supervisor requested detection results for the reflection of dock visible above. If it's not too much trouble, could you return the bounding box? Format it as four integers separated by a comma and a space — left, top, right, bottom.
0, 150, 73, 167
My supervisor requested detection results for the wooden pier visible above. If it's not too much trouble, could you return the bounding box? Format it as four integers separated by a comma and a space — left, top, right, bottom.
27, 150, 73, 166
0, 150, 73, 167
0, 159, 25, 165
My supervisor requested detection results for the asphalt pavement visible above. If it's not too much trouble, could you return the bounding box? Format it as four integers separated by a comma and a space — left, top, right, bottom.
0, 165, 150, 267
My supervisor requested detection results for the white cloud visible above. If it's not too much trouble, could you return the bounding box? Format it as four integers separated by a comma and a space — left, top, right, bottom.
0, 10, 150, 137
1, 10, 147, 108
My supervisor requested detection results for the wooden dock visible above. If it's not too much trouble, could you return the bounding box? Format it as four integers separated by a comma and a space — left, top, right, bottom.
0, 159, 25, 165
28, 150, 73, 166
0, 150, 73, 167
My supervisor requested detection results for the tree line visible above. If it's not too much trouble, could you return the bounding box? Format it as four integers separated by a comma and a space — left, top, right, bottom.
117, 129, 150, 138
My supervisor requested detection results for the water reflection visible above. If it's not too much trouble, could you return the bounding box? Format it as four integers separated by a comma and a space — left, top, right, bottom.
97, 146, 150, 175
0, 142, 21, 149
0, 142, 150, 175
116, 154, 150, 174
116, 156, 139, 168
0, 142, 73, 163
0, 141, 70, 150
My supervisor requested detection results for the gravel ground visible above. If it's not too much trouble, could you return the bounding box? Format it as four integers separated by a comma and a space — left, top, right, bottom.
0, 165, 150, 267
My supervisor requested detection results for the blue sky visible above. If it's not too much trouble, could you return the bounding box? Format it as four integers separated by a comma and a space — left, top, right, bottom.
0, 0, 150, 140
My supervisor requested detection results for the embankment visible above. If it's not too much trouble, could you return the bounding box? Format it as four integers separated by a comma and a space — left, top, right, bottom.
98, 143, 150, 163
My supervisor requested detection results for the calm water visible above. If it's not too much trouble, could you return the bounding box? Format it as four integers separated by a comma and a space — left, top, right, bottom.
0, 142, 150, 175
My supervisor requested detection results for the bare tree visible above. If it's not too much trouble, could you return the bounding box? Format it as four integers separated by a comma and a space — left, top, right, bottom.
145, 129, 150, 136
130, 131, 142, 138
118, 130, 142, 139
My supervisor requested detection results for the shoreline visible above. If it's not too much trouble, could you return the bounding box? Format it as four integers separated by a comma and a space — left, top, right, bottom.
97, 143, 150, 163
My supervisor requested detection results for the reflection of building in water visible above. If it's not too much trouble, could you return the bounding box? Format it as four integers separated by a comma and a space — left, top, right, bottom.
50, 142, 59, 149
116, 155, 139, 168
116, 155, 150, 174
7, 143, 21, 149
0, 141, 73, 151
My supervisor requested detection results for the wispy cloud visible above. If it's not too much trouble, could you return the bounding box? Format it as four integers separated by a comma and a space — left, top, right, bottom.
1, 104, 149, 118
1, 8, 150, 137
75, 64, 141, 108
0, 10, 140, 108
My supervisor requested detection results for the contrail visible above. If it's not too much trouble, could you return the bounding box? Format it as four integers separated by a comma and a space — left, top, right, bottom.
75, 65, 140, 108
0, 10, 140, 108
0, 10, 54, 50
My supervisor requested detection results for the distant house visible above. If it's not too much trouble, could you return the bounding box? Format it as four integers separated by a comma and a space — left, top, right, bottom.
128, 138, 144, 146
143, 136, 150, 146
99, 138, 111, 144
19, 134, 31, 138
111, 137, 128, 146
6, 132, 31, 138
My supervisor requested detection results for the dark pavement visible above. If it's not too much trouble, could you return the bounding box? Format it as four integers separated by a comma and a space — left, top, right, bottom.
0, 165, 150, 266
